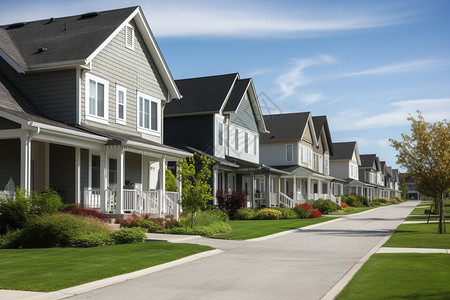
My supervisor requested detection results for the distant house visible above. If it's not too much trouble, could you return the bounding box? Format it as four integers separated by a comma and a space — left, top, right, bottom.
402, 174, 424, 200
0, 7, 190, 217
164, 73, 286, 208
260, 113, 341, 205
358, 154, 381, 199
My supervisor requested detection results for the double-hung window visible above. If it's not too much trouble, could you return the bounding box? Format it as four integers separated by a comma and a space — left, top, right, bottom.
85, 73, 109, 124
137, 92, 160, 134
235, 129, 239, 150
286, 144, 293, 162
244, 132, 249, 153
253, 134, 258, 155
218, 122, 224, 146
116, 85, 126, 125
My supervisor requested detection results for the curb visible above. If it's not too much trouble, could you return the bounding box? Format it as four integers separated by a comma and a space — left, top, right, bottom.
320, 234, 392, 300
28, 249, 224, 300
377, 247, 450, 254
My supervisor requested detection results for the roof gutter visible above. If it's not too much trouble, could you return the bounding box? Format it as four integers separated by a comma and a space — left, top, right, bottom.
126, 140, 192, 157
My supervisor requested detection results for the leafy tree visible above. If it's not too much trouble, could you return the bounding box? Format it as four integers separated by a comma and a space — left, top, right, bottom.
177, 153, 214, 228
399, 175, 409, 200
390, 111, 450, 233
165, 168, 178, 192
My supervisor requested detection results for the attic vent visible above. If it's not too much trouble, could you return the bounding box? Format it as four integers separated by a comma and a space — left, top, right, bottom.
79, 12, 99, 19
7, 22, 25, 29
125, 24, 134, 49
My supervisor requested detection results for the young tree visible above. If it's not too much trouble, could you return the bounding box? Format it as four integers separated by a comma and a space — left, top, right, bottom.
165, 168, 178, 192
390, 111, 450, 233
177, 153, 214, 228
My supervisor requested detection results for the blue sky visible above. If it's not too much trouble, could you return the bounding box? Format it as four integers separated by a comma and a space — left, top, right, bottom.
2, 0, 449, 170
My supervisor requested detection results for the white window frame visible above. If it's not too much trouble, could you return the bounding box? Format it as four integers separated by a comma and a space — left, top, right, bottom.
286, 144, 293, 162
235, 128, 239, 150
115, 84, 126, 125
253, 134, 258, 155
244, 132, 249, 153
85, 73, 109, 124
137, 91, 161, 135
125, 24, 135, 50
218, 122, 224, 146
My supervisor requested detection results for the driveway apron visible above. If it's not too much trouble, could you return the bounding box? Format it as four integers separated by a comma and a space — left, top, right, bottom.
68, 201, 417, 300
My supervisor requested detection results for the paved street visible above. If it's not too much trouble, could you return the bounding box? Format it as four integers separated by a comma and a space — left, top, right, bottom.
68, 201, 417, 300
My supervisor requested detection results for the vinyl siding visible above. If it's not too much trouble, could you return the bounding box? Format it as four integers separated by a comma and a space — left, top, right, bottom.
49, 144, 75, 204
260, 141, 298, 166
302, 123, 313, 143
0, 139, 20, 189
230, 92, 258, 132
0, 59, 76, 124
81, 20, 167, 144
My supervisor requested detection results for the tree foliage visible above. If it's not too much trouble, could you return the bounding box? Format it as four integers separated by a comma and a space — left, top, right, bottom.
165, 168, 178, 192
176, 153, 214, 227
390, 111, 450, 233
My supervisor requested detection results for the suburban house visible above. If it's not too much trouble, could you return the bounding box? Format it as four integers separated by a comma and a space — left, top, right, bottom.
401, 174, 423, 200
260, 113, 341, 205
0, 6, 191, 217
164, 73, 287, 208
358, 154, 384, 199
329, 141, 367, 197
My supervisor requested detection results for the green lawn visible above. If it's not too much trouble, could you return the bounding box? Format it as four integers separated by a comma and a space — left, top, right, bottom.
0, 242, 212, 292
213, 217, 336, 240
336, 253, 450, 300
328, 205, 382, 215
383, 223, 450, 249
411, 199, 450, 215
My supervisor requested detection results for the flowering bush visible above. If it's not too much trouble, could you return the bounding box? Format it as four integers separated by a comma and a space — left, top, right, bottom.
63, 206, 108, 220
309, 209, 322, 218
256, 208, 282, 220
217, 189, 248, 218
340, 202, 348, 208
293, 203, 313, 218
118, 214, 179, 232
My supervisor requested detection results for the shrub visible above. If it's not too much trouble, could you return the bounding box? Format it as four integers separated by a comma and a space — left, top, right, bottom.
356, 195, 370, 207
308, 199, 337, 214
118, 214, 178, 231
7, 214, 112, 248
256, 208, 282, 220
164, 222, 231, 236
234, 208, 256, 220
180, 209, 228, 228
342, 195, 358, 207
293, 203, 313, 219
63, 206, 108, 220
0, 196, 31, 234
30, 188, 63, 215
165, 168, 178, 192
310, 209, 322, 218
111, 227, 146, 244
340, 202, 348, 208
217, 189, 248, 218
272, 207, 297, 219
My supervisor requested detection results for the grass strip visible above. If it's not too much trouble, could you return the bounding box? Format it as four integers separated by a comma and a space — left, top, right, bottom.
383, 223, 450, 249
214, 217, 336, 240
0, 242, 212, 292
336, 253, 450, 300
328, 205, 383, 215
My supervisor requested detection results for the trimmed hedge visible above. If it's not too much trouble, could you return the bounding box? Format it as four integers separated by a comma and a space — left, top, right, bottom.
256, 208, 282, 220
164, 222, 231, 236
111, 227, 146, 244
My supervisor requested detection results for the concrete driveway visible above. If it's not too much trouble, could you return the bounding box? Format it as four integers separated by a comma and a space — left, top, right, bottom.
68, 201, 417, 300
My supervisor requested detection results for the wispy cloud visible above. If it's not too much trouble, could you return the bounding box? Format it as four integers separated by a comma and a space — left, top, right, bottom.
0, 1, 415, 38
344, 59, 446, 76
330, 98, 450, 131
275, 55, 336, 100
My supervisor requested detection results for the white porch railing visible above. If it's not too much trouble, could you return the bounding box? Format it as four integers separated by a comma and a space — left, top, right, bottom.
84, 188, 102, 208
165, 191, 180, 220
269, 192, 278, 207
254, 192, 266, 208
330, 194, 341, 206
279, 192, 294, 208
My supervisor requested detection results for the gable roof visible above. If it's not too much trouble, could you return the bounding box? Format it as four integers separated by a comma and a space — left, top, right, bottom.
359, 154, 377, 168
331, 141, 360, 163
223, 78, 251, 112
166, 73, 238, 116
312, 115, 334, 156
261, 112, 317, 145
0, 6, 180, 99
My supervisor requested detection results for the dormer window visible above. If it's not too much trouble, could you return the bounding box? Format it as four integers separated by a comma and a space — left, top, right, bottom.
125, 24, 134, 49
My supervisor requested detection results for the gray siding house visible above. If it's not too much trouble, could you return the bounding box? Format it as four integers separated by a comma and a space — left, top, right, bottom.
0, 7, 190, 217
164, 73, 287, 208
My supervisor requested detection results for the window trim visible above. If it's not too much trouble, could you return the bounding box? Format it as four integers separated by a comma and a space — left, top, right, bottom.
115, 84, 127, 125
234, 128, 239, 150
244, 132, 249, 153
85, 73, 109, 124
125, 24, 135, 50
286, 144, 293, 162
136, 91, 161, 136
218, 122, 224, 146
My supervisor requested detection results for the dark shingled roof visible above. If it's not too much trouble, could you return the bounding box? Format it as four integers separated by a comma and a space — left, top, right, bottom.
165, 73, 238, 116
312, 115, 334, 156
331, 142, 357, 160
261, 112, 310, 142
0, 6, 138, 68
223, 78, 251, 112
360, 154, 376, 168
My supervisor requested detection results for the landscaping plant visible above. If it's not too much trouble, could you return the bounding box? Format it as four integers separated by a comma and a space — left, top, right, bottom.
217, 189, 248, 218
293, 203, 313, 218
256, 208, 282, 220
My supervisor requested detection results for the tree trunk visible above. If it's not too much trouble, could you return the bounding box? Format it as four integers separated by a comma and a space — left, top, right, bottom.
438, 193, 446, 234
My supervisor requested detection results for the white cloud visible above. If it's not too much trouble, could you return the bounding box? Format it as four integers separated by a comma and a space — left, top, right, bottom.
330, 98, 450, 131
275, 55, 336, 100
0, 1, 415, 38
345, 59, 446, 76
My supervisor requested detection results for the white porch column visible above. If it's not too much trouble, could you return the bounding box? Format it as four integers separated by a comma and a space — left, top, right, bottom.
75, 147, 81, 204
20, 134, 32, 194
318, 179, 323, 198
160, 158, 166, 215
307, 177, 311, 200
99, 149, 108, 213
116, 150, 124, 214
293, 176, 297, 203
327, 181, 330, 198
251, 173, 255, 208
277, 177, 281, 206
213, 166, 218, 206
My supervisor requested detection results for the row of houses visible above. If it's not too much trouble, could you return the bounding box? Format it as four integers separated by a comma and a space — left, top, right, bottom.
0, 7, 401, 218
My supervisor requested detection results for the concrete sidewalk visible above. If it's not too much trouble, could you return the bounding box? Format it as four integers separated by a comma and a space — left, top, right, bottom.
377, 247, 450, 254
